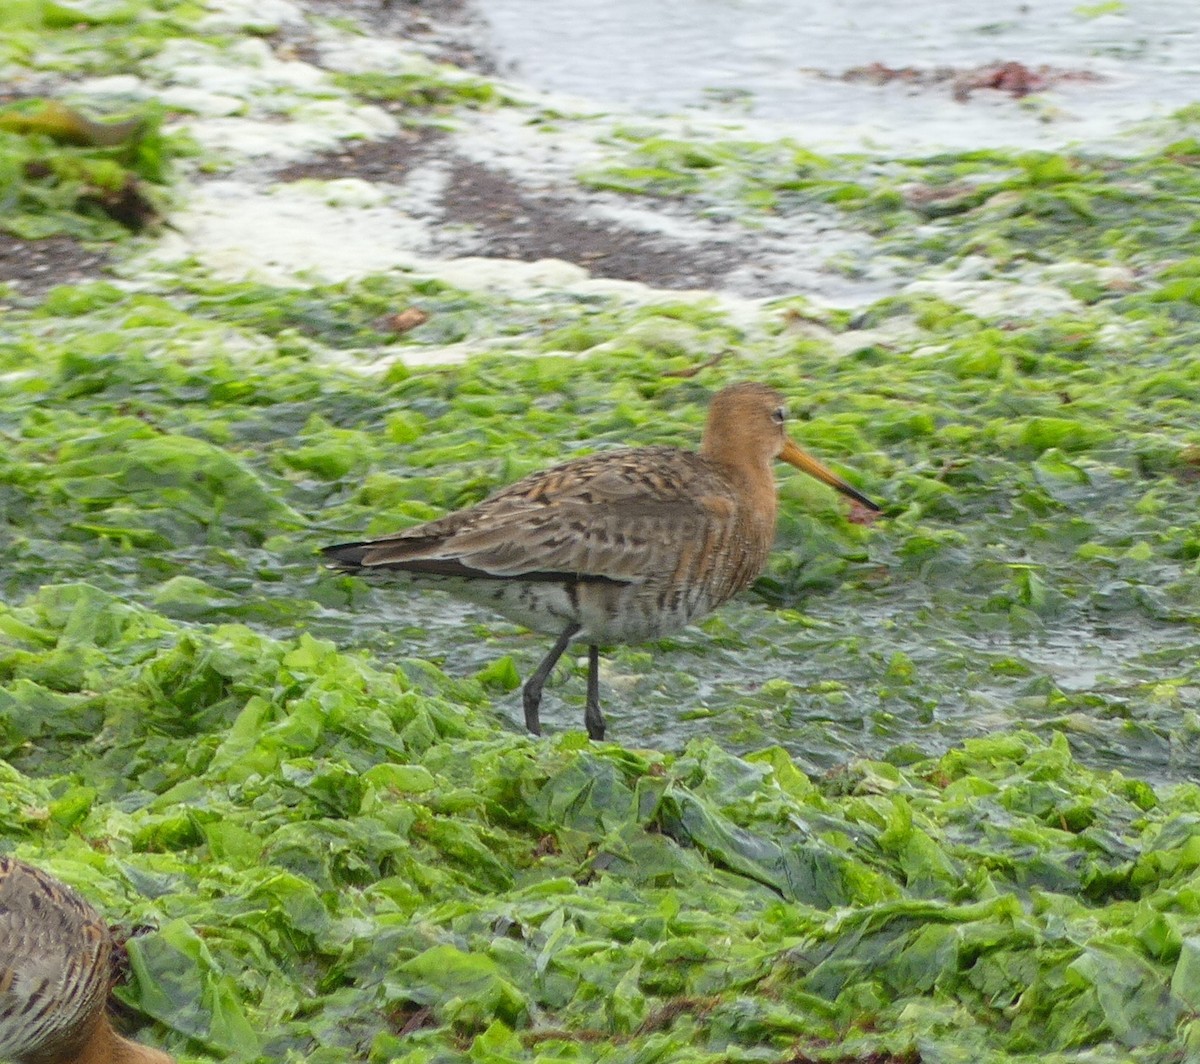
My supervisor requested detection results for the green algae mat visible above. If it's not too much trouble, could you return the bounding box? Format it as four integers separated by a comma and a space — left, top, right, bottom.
3, 2, 1200, 1062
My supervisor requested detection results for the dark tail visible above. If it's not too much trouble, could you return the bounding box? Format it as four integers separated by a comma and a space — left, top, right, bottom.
320, 541, 374, 570
320, 538, 486, 579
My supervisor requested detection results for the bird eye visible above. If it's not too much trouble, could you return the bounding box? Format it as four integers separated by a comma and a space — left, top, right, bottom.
771, 406, 787, 425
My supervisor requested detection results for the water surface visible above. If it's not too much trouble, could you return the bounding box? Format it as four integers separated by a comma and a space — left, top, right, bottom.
476, 0, 1200, 151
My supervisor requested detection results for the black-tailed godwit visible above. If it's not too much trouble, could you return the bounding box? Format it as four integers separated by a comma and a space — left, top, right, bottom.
0, 856, 173, 1064
323, 382, 880, 739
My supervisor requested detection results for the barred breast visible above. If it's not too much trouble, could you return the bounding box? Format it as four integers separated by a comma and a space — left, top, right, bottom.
0, 857, 174, 1064
0, 858, 112, 1063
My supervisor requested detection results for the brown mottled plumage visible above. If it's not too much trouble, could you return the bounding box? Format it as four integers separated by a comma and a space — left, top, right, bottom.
323, 382, 880, 739
0, 857, 173, 1064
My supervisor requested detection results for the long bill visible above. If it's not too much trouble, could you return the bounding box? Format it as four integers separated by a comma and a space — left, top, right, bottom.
779, 437, 881, 512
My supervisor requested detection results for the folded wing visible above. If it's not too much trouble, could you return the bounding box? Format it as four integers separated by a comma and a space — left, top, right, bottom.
322, 447, 737, 587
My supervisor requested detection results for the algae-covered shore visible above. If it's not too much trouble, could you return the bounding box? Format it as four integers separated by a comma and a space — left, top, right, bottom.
2, 2, 1200, 1061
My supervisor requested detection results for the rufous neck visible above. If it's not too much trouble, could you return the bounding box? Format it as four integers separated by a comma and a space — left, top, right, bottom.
702, 432, 777, 510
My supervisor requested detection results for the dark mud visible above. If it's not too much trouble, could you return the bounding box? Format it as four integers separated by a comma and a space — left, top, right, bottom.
0, 232, 110, 298
274, 130, 758, 292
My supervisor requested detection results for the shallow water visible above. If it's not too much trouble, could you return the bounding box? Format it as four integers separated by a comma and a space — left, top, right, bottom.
317, 571, 1199, 789
476, 0, 1200, 151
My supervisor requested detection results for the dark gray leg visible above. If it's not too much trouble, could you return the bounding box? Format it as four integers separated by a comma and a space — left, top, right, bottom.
584, 644, 605, 741
523, 623, 580, 735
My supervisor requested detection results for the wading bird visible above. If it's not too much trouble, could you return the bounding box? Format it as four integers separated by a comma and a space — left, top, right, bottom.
0, 857, 174, 1064
323, 382, 880, 740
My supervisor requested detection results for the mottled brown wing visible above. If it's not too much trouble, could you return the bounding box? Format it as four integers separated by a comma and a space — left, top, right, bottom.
0, 857, 112, 1061
323, 446, 738, 585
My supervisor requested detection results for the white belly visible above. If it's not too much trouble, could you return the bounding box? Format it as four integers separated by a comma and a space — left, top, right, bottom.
428, 575, 719, 645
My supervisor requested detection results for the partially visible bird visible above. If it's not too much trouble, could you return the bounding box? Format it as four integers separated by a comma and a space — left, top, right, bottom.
0, 857, 174, 1064
323, 382, 880, 740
